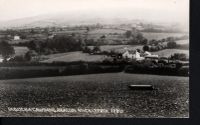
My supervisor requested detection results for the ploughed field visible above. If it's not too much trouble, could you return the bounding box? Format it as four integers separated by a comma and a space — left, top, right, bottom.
0, 73, 189, 117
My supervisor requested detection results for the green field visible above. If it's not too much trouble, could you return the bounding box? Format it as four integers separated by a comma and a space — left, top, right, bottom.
41, 51, 106, 63
89, 45, 143, 52
0, 73, 189, 117
41, 46, 189, 63
88, 28, 125, 35
14, 46, 29, 56
142, 32, 188, 40
152, 49, 189, 58
176, 39, 189, 45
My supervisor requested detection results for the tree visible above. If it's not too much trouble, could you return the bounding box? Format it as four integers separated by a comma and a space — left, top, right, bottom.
170, 53, 187, 61
136, 48, 142, 53
166, 37, 175, 42
82, 46, 92, 53
125, 30, 132, 38
136, 32, 144, 42
100, 35, 106, 39
93, 46, 101, 53
143, 45, 150, 51
20, 34, 27, 39
141, 38, 148, 45
25, 50, 38, 61
9, 55, 25, 62
86, 27, 90, 32
0, 41, 15, 62
167, 41, 177, 48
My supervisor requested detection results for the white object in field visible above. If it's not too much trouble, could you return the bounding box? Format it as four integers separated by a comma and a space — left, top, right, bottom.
135, 51, 140, 58
122, 50, 133, 59
14, 35, 20, 40
144, 51, 151, 57
136, 57, 145, 61
129, 85, 154, 90
145, 55, 159, 58
0, 58, 3, 62
122, 50, 144, 60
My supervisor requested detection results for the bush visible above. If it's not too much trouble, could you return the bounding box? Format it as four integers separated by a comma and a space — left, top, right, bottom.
143, 45, 150, 51
24, 50, 38, 61
0, 63, 124, 79
0, 41, 15, 62
9, 55, 26, 62
167, 41, 177, 49
82, 46, 92, 53
93, 46, 101, 53
170, 53, 188, 61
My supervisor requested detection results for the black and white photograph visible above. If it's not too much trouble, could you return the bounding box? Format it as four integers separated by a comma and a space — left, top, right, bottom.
0, 0, 189, 117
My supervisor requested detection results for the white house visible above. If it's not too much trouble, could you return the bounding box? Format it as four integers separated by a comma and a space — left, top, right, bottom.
14, 35, 20, 40
0, 56, 3, 63
122, 50, 133, 59
122, 49, 144, 61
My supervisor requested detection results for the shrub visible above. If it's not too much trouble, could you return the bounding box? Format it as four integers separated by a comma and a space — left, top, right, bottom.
93, 46, 101, 53
9, 55, 26, 62
167, 41, 177, 48
170, 53, 187, 61
82, 46, 92, 53
143, 45, 150, 51
0, 41, 15, 62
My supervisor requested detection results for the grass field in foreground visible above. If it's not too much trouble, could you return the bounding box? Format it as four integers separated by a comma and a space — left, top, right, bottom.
0, 73, 189, 117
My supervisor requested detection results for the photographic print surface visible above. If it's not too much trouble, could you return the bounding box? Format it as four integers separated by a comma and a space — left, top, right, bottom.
0, 0, 189, 117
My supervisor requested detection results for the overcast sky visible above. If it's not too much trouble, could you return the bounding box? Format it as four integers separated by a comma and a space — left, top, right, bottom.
0, 0, 189, 24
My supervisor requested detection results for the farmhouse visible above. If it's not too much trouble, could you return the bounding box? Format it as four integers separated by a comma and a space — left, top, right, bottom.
122, 49, 144, 61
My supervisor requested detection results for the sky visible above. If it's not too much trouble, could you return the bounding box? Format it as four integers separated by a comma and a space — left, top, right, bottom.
0, 0, 189, 24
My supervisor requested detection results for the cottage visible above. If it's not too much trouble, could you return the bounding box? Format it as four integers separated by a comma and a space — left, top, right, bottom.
122, 49, 144, 61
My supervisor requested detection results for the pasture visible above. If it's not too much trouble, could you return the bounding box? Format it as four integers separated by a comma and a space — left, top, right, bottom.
88, 45, 143, 53
142, 32, 188, 40
0, 73, 189, 117
152, 49, 189, 58
88, 28, 125, 35
14, 46, 29, 56
41, 51, 106, 63
176, 39, 189, 45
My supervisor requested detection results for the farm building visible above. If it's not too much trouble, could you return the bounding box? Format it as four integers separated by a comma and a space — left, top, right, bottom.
143, 51, 159, 58
122, 49, 144, 61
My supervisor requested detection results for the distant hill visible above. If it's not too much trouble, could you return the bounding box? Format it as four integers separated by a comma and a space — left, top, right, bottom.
0, 12, 188, 33
0, 13, 141, 29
